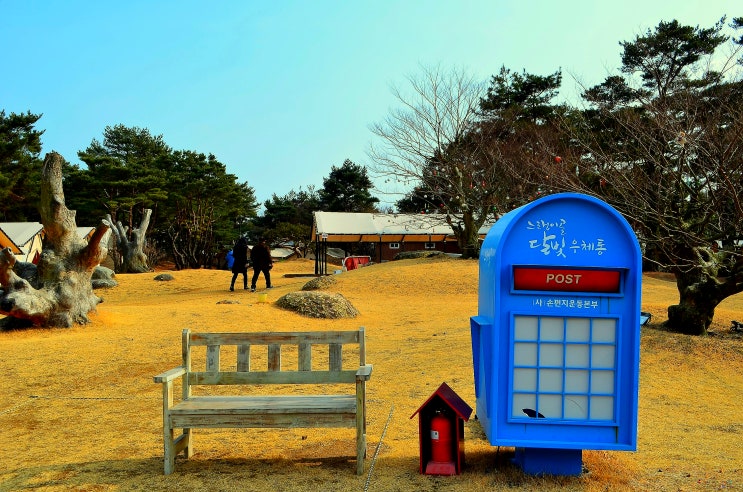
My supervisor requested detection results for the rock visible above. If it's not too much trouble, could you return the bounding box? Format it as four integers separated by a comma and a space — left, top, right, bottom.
92, 279, 118, 289
276, 291, 359, 319
301, 275, 338, 291
92, 266, 117, 289
154, 273, 175, 282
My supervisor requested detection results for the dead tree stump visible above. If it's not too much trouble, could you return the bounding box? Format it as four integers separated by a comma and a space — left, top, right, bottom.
0, 152, 110, 328
105, 209, 151, 273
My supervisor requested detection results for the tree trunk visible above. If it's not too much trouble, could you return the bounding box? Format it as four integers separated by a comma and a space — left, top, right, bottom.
667, 273, 720, 335
105, 209, 151, 273
0, 152, 110, 328
447, 208, 485, 259
665, 263, 740, 335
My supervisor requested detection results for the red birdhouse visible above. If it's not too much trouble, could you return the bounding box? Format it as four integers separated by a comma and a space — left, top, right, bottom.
410, 382, 473, 475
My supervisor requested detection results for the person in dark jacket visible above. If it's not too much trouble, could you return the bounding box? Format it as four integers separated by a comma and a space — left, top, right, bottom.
229, 236, 249, 291
250, 237, 273, 292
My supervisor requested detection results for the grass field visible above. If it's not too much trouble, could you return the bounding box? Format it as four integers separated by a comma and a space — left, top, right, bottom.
0, 257, 741, 491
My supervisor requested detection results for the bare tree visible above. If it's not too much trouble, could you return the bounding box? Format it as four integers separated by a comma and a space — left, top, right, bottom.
562, 86, 742, 335
531, 19, 743, 335
368, 64, 490, 258
0, 152, 110, 328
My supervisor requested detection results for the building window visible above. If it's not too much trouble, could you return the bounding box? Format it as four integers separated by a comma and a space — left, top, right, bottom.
389, 243, 400, 249
424, 242, 436, 249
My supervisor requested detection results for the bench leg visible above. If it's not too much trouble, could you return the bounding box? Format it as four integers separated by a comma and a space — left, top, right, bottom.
356, 430, 366, 475
164, 428, 194, 474
184, 428, 194, 457
161, 381, 187, 474
356, 407, 367, 475
356, 381, 368, 475
163, 425, 176, 475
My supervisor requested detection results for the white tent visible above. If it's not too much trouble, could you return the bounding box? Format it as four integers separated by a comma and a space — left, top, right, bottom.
0, 222, 44, 263
312, 212, 492, 243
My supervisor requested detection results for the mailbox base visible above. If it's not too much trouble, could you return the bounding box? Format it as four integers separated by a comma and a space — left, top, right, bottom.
513, 447, 582, 476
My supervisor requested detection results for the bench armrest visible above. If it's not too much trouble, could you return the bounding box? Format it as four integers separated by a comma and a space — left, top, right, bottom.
356, 364, 373, 381
153, 366, 186, 383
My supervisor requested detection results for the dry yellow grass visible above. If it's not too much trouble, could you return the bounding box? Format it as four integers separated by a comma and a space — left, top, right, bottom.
0, 257, 741, 491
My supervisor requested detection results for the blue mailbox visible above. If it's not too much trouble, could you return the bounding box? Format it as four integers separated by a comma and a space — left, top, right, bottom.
470, 193, 641, 475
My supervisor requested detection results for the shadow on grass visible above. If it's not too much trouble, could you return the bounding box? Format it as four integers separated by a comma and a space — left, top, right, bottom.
0, 448, 604, 492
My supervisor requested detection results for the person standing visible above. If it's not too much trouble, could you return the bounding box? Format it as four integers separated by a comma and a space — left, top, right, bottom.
229, 236, 249, 291
250, 237, 273, 292
225, 249, 234, 270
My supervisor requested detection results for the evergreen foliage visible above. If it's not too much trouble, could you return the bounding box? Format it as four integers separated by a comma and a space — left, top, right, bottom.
64, 125, 257, 270
319, 159, 379, 212
0, 111, 44, 221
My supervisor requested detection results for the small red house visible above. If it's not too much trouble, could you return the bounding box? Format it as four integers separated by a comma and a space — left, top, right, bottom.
410, 382, 473, 475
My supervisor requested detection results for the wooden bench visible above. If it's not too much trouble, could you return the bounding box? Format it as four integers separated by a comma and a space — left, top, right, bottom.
153, 327, 372, 475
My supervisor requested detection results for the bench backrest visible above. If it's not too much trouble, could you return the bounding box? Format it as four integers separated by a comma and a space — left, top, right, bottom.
181, 328, 366, 397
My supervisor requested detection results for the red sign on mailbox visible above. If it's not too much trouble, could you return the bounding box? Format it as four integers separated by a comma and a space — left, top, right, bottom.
512, 266, 621, 293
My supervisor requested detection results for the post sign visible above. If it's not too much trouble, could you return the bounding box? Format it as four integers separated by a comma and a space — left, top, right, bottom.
512, 266, 622, 293
470, 193, 641, 475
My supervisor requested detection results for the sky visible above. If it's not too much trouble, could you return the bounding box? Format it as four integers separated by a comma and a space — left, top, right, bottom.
2, 0, 739, 210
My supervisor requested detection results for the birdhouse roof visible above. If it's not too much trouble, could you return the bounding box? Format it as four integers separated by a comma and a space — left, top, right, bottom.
410, 381, 473, 421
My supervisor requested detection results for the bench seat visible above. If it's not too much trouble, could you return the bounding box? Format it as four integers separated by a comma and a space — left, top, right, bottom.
169, 395, 357, 428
